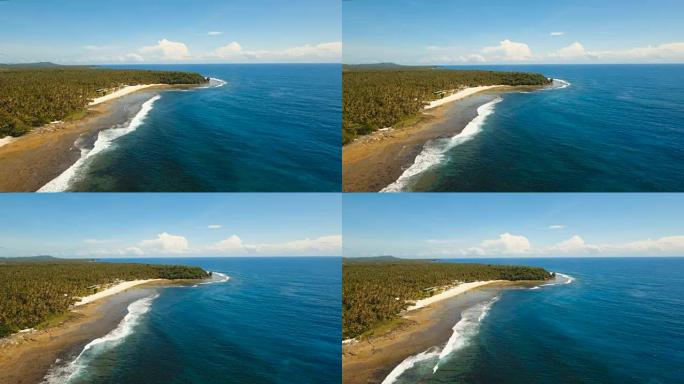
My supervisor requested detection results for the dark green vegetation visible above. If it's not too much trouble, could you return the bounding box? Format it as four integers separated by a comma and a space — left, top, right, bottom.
342, 65, 551, 144
342, 258, 553, 339
0, 258, 209, 337
0, 63, 207, 137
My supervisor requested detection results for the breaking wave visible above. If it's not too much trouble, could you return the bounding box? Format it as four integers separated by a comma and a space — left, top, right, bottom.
42, 294, 159, 383
38, 95, 161, 192
382, 97, 503, 192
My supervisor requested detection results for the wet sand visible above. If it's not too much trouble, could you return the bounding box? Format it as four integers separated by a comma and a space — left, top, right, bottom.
342, 85, 543, 192
0, 85, 181, 192
342, 281, 539, 384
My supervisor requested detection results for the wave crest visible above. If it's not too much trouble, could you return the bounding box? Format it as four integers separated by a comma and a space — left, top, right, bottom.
42, 293, 159, 383
382, 296, 500, 383
38, 95, 161, 192
382, 97, 502, 192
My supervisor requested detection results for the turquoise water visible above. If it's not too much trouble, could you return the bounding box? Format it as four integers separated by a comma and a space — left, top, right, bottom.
389, 257, 684, 384
69, 64, 341, 192
47, 257, 341, 384
405, 65, 684, 191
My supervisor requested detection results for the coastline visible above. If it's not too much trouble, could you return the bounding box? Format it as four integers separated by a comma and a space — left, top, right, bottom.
0, 83, 193, 192
342, 280, 539, 384
0, 274, 218, 384
0, 286, 155, 384
342, 85, 544, 192
74, 279, 165, 306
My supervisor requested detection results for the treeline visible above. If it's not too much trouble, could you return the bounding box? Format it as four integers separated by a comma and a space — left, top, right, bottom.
342, 259, 552, 339
0, 66, 207, 137
342, 66, 551, 144
0, 259, 209, 337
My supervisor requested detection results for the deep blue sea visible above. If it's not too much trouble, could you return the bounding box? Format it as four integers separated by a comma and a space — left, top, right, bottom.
47, 257, 341, 384
65, 64, 341, 192
388, 257, 684, 384
402, 65, 684, 192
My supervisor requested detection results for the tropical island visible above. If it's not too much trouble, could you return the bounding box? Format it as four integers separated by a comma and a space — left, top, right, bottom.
342, 257, 553, 384
342, 64, 552, 192
0, 256, 211, 383
0, 63, 209, 191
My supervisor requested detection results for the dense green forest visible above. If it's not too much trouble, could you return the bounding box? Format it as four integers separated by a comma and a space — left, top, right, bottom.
0, 64, 207, 137
0, 258, 209, 337
342, 65, 551, 144
342, 258, 552, 339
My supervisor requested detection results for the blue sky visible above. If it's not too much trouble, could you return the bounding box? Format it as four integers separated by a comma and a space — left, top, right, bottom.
0, 0, 341, 64
0, 194, 341, 258
343, 0, 684, 64
343, 194, 684, 258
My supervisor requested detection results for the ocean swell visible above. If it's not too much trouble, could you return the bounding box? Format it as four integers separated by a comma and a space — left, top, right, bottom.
42, 293, 159, 384
382, 296, 500, 383
38, 95, 161, 192
381, 97, 503, 192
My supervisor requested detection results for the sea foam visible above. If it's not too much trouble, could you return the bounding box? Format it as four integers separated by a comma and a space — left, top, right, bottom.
531, 272, 575, 289
197, 272, 230, 286
381, 97, 503, 192
381, 296, 500, 383
38, 95, 161, 192
42, 293, 159, 384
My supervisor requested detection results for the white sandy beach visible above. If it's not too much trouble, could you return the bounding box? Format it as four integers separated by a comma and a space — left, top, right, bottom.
405, 280, 503, 312
88, 84, 164, 106
73, 279, 163, 306
424, 85, 505, 110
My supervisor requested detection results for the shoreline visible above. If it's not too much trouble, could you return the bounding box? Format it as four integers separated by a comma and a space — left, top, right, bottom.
342, 84, 545, 192
74, 279, 165, 306
0, 274, 216, 384
0, 287, 154, 384
0, 83, 195, 192
342, 280, 539, 384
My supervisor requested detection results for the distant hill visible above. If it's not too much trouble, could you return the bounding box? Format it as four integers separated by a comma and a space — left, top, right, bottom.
0, 62, 63, 69
343, 256, 404, 263
0, 256, 95, 264
343, 63, 437, 71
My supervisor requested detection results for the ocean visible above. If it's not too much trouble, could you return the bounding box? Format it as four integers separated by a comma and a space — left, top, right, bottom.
43, 257, 341, 384
46, 64, 341, 192
392, 64, 684, 192
385, 257, 684, 384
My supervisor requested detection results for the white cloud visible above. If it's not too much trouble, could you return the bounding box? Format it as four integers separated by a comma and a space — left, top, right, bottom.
139, 232, 189, 254
207, 31, 223, 36
209, 41, 243, 58
139, 39, 190, 61
479, 233, 532, 254
426, 233, 684, 257
550, 42, 596, 60
123, 53, 144, 62
206, 234, 341, 256
549, 32, 565, 36
280, 41, 342, 60
482, 39, 533, 61
544, 235, 592, 254
598, 42, 684, 62
549, 225, 565, 230
208, 224, 223, 229
206, 41, 341, 62
207, 234, 247, 252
